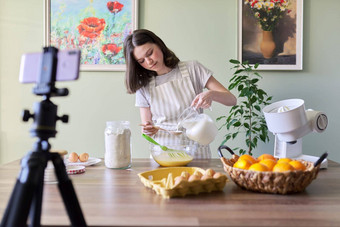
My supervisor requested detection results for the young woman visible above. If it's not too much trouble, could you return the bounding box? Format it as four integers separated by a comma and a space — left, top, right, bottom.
124, 29, 236, 158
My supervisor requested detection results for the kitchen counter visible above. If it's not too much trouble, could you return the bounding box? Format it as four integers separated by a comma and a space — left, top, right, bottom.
1, 158, 340, 226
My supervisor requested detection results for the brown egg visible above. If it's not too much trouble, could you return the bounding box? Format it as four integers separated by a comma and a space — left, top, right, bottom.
79, 153, 89, 162
201, 174, 213, 181
213, 172, 224, 179
180, 171, 190, 180
188, 174, 200, 182
193, 170, 203, 178
68, 152, 79, 162
174, 176, 186, 185
205, 168, 216, 177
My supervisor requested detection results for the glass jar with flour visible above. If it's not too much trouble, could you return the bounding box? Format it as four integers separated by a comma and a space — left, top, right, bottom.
104, 121, 131, 169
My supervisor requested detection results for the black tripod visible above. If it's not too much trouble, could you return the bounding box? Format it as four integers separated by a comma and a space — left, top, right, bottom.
0, 47, 86, 227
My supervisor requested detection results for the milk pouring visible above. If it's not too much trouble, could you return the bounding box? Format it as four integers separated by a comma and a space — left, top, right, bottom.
179, 107, 218, 145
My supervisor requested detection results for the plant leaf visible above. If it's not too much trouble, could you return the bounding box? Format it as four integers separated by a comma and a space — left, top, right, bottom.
233, 121, 241, 127
230, 59, 240, 64
254, 105, 261, 111
216, 116, 226, 121
234, 69, 244, 74
232, 132, 239, 139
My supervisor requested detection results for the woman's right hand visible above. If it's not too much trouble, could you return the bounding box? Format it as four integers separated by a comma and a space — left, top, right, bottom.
141, 121, 159, 136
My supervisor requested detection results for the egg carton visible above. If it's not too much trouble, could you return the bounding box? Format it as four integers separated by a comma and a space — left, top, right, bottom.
138, 167, 228, 199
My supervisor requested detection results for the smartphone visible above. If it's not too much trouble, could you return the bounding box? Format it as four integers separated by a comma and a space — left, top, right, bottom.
19, 49, 81, 83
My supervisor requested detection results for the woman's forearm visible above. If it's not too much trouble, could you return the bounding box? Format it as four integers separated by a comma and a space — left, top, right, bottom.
210, 89, 237, 106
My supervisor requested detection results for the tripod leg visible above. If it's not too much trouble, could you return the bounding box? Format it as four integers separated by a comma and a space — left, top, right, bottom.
0, 179, 20, 226
0, 151, 47, 227
29, 167, 45, 227
51, 153, 87, 227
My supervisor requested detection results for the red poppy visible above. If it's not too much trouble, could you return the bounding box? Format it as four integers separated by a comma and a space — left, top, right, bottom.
251, 1, 258, 7
102, 43, 122, 56
107, 1, 124, 14
77, 17, 106, 39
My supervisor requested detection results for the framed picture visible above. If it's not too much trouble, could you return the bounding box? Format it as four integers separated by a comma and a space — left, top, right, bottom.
238, 0, 303, 70
44, 0, 138, 71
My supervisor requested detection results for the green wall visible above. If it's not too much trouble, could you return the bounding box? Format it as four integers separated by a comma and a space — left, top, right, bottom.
1, 0, 339, 164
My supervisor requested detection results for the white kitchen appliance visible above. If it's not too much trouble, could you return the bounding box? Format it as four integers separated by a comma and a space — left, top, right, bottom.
263, 99, 328, 168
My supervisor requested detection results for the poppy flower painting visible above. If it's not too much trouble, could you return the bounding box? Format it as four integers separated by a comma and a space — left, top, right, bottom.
45, 0, 138, 71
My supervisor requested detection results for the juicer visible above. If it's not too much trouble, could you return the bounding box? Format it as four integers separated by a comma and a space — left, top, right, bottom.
263, 99, 328, 168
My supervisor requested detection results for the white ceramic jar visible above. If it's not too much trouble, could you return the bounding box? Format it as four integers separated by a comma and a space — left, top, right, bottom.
104, 121, 131, 169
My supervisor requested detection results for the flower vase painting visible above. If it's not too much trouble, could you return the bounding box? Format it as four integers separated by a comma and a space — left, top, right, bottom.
44, 0, 138, 71
239, 0, 303, 70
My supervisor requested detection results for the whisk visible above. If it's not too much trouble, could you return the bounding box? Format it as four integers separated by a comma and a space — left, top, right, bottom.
142, 134, 191, 158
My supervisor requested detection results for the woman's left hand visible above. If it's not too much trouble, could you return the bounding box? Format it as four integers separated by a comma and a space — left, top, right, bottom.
140, 121, 159, 136
191, 91, 213, 109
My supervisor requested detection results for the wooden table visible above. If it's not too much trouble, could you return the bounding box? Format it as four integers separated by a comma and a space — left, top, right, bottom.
1, 158, 340, 226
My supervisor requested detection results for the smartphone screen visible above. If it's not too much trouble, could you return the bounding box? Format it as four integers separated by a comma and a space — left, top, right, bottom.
19, 49, 81, 83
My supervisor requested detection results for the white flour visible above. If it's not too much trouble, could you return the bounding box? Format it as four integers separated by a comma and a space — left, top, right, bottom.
104, 122, 131, 169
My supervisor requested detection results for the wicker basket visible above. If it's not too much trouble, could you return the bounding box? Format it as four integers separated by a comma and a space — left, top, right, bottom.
218, 146, 321, 195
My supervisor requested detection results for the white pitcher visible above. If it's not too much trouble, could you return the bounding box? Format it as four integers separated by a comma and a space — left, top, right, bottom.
178, 107, 218, 145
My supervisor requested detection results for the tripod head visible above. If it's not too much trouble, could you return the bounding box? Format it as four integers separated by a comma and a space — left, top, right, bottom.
22, 46, 72, 144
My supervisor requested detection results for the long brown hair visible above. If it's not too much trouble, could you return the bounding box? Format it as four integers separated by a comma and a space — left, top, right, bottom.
123, 29, 180, 94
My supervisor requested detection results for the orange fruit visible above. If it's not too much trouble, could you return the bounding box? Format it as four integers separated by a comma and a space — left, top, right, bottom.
259, 159, 277, 171
248, 163, 269, 172
289, 160, 306, 171
273, 162, 295, 172
233, 159, 252, 170
257, 154, 276, 162
239, 154, 257, 164
277, 158, 292, 164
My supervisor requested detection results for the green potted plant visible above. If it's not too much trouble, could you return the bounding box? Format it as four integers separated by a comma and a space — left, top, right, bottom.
217, 59, 273, 155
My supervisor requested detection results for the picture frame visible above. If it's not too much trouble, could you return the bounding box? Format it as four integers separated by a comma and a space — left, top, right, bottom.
44, 0, 139, 71
238, 0, 303, 70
